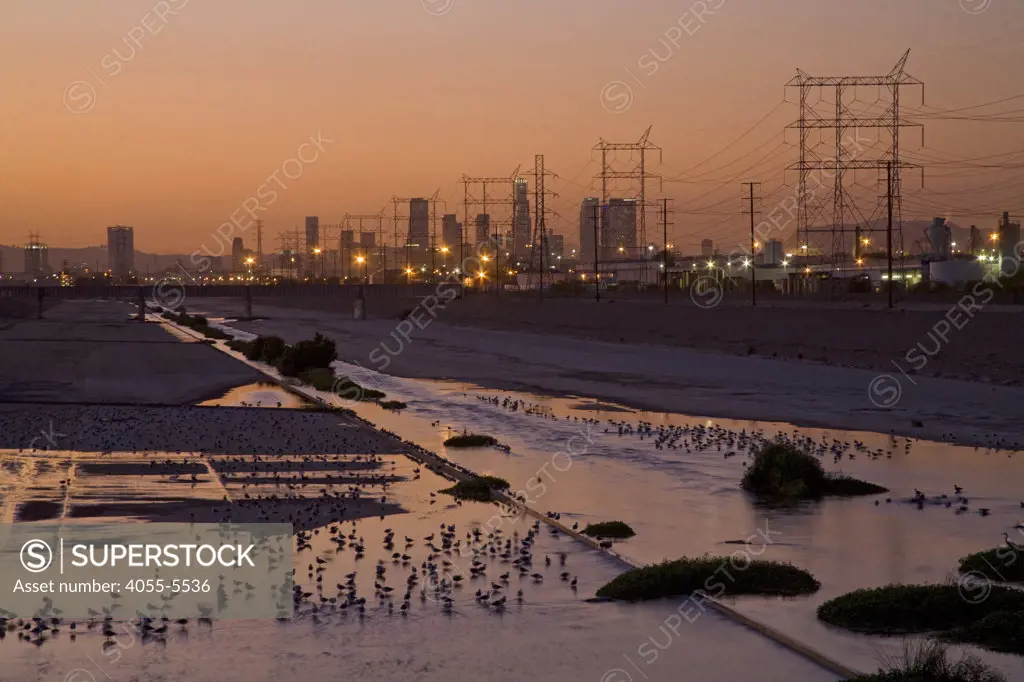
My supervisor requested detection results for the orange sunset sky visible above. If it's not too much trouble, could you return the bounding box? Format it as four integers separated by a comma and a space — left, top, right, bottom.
2, 0, 1023, 254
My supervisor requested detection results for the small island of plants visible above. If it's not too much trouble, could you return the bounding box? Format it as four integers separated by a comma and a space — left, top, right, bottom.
741, 443, 888, 501
438, 475, 511, 502
817, 583, 1024, 655
583, 521, 636, 539
595, 555, 820, 602
444, 433, 500, 448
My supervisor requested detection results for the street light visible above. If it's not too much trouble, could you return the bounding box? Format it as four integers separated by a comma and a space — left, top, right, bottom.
441, 246, 449, 274
356, 255, 367, 283
312, 248, 322, 280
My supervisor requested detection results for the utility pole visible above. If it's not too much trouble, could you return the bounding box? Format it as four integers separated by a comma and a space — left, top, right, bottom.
662, 198, 670, 304
887, 160, 894, 309
593, 203, 600, 303
742, 182, 762, 307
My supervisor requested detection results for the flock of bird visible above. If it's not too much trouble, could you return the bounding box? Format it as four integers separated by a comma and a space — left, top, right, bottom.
291, 514, 582, 622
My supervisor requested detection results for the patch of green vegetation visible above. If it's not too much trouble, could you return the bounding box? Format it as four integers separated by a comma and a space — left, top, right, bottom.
298, 368, 337, 392
444, 433, 500, 448
258, 336, 287, 363
273, 333, 336, 377
851, 641, 1005, 682
439, 475, 510, 502
380, 400, 407, 411
595, 555, 820, 602
741, 443, 887, 501
332, 376, 386, 401
959, 546, 1024, 583
818, 583, 1024, 654
583, 521, 636, 539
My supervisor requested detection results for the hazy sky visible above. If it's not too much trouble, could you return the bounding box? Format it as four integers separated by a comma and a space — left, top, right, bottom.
2, 0, 1023, 255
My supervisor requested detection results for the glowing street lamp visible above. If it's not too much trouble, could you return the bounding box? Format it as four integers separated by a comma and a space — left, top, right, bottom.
356, 255, 367, 282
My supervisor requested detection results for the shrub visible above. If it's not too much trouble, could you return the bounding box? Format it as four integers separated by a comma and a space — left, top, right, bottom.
818, 583, 1024, 635
596, 555, 820, 601
852, 641, 1005, 682
276, 333, 336, 376
741, 443, 887, 500
259, 336, 287, 363
380, 401, 407, 410
439, 475, 510, 502
583, 521, 636, 539
959, 546, 1024, 583
444, 434, 499, 448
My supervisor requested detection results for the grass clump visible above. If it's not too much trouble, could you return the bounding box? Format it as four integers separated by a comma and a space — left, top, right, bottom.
741, 443, 887, 501
583, 521, 636, 539
818, 583, 1024, 654
959, 546, 1024, 583
297, 368, 386, 401
380, 400, 407, 411
851, 641, 1004, 682
595, 555, 820, 602
439, 475, 511, 502
444, 433, 500, 448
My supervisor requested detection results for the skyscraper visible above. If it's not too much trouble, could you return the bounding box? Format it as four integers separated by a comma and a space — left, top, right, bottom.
107, 226, 134, 279
579, 198, 599, 265
602, 199, 637, 260
513, 178, 531, 264
407, 199, 430, 247
305, 216, 320, 277
24, 234, 49, 277
475, 214, 491, 253
441, 214, 462, 251
231, 237, 245, 272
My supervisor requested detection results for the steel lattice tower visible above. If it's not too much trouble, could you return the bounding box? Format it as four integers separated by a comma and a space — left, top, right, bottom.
787, 50, 922, 272
460, 167, 520, 293
524, 154, 560, 295
594, 126, 662, 282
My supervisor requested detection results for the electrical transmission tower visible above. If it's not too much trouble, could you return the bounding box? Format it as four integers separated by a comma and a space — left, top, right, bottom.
524, 154, 560, 296
594, 126, 662, 284
460, 167, 520, 294
787, 49, 922, 275
343, 210, 386, 280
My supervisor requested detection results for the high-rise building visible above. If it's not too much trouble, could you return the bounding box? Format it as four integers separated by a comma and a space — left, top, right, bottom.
408, 199, 430, 248
340, 230, 355, 278
579, 198, 599, 265
701, 239, 714, 258
441, 214, 462, 252
231, 237, 245, 272
602, 199, 637, 260
513, 178, 531, 264
305, 216, 320, 277
24, 235, 49, 277
549, 234, 565, 261
475, 214, 491, 252
765, 239, 785, 265
107, 226, 135, 279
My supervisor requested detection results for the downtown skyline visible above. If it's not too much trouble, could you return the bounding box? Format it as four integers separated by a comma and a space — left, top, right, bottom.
2, 0, 1024, 254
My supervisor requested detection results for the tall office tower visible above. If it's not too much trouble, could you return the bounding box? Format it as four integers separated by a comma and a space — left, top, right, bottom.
24, 235, 49, 277
305, 216, 320, 277
106, 226, 135, 279
406, 198, 430, 267
474, 214, 492, 253
579, 198, 599, 265
513, 177, 531, 264
441, 214, 462, 251
231, 237, 245, 272
701, 239, 714, 258
339, 230, 355, 278
601, 198, 637, 260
